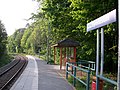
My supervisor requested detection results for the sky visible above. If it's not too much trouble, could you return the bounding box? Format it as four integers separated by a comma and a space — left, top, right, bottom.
0, 0, 38, 36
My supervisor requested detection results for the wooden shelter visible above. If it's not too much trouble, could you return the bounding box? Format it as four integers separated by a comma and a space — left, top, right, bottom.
52, 38, 80, 69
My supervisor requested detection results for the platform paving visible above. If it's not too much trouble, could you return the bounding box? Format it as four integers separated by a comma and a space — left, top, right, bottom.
10, 55, 75, 90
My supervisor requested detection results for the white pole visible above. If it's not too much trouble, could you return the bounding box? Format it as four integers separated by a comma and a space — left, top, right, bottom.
96, 29, 100, 75
100, 28, 104, 75
96, 29, 100, 90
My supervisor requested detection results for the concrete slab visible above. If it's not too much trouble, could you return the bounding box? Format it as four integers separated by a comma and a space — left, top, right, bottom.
36, 58, 75, 90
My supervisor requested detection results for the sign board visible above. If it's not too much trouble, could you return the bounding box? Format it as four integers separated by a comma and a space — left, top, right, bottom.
87, 9, 116, 32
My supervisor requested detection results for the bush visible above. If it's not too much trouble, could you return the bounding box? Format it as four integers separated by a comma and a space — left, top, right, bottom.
0, 54, 13, 67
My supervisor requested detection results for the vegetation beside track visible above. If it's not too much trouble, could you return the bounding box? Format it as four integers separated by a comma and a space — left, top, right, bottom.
0, 54, 14, 68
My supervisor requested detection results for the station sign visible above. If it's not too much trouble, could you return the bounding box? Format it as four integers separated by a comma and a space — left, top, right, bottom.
87, 9, 116, 32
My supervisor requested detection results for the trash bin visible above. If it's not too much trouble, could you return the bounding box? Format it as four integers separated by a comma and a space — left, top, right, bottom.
91, 76, 103, 90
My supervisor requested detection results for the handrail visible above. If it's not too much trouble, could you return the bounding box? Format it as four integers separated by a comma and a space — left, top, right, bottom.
78, 60, 95, 64
66, 62, 91, 90
69, 60, 96, 71
97, 75, 117, 86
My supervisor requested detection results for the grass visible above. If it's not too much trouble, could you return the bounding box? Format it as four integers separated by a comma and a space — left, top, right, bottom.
103, 82, 117, 90
103, 73, 117, 90
68, 76, 86, 90
39, 55, 46, 60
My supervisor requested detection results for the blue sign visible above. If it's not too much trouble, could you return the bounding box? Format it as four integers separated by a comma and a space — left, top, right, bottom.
87, 9, 116, 32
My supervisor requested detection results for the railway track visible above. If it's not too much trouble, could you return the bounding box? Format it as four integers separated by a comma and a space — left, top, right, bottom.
0, 55, 28, 90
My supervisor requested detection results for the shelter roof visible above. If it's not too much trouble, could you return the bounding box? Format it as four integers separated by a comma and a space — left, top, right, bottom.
52, 38, 80, 47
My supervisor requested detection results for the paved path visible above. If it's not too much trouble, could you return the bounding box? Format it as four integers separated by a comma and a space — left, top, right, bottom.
10, 55, 74, 90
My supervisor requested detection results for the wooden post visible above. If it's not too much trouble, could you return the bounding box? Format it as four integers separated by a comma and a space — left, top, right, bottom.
64, 47, 66, 58
74, 47, 76, 62
60, 47, 62, 70
68, 47, 69, 57
64, 47, 66, 66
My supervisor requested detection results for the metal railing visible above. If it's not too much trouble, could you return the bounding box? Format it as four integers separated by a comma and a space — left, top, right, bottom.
97, 75, 117, 85
66, 61, 94, 90
77, 60, 95, 71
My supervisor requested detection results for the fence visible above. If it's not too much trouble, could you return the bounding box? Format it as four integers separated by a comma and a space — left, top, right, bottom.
66, 60, 95, 90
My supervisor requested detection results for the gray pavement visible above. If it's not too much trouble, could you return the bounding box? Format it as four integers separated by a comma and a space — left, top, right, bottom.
10, 55, 75, 90
36, 57, 74, 90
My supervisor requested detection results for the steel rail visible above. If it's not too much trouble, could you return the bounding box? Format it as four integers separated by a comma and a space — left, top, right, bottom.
0, 56, 28, 90
0, 59, 20, 76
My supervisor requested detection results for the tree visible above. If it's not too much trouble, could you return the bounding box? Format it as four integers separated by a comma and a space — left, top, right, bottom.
36, 0, 117, 72
7, 0, 117, 73
21, 26, 33, 53
0, 20, 7, 58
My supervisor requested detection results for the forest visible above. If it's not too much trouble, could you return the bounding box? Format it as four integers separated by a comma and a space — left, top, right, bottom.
6, 0, 117, 73
0, 20, 9, 67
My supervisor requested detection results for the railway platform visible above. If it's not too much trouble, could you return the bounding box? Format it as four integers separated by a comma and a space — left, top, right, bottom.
10, 55, 74, 90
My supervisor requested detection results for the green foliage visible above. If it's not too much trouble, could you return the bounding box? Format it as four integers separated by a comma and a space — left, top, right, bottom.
68, 76, 86, 90
21, 27, 33, 51
104, 82, 117, 90
7, 0, 117, 73
0, 20, 10, 67
7, 18, 48, 55
40, 0, 117, 73
7, 28, 25, 53
0, 54, 12, 67
0, 20, 7, 58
